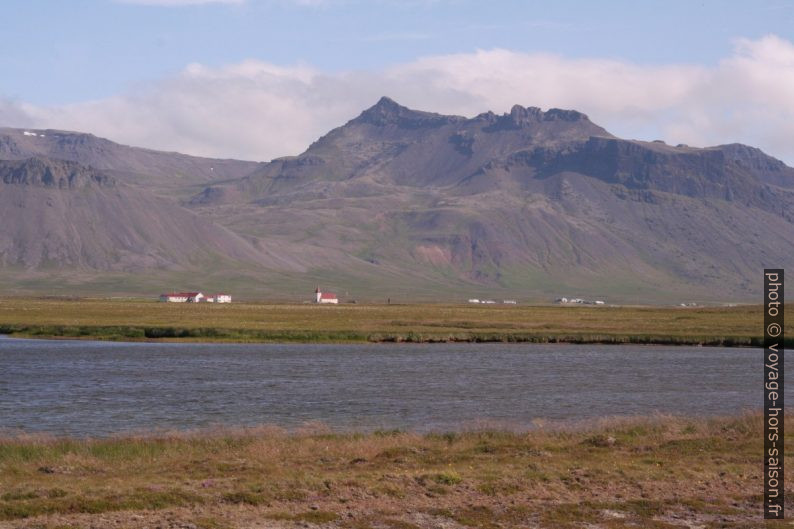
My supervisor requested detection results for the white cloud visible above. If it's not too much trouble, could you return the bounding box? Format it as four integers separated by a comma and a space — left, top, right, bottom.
3, 35, 794, 165
0, 99, 37, 128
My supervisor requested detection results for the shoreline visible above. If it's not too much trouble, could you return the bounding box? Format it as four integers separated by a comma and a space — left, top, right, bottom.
0, 409, 760, 440
0, 327, 768, 347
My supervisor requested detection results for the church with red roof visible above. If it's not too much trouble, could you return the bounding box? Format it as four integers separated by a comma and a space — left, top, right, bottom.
314, 287, 339, 304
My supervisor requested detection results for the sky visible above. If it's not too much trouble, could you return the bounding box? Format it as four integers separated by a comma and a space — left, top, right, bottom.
2, 0, 794, 163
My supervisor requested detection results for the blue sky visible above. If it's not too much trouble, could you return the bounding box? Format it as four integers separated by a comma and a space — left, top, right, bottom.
3, 0, 793, 104
2, 0, 794, 162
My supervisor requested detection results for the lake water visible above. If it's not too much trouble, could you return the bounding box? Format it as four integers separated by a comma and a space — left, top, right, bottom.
0, 337, 776, 436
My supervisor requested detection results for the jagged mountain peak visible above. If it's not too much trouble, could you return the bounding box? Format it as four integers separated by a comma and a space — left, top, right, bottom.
506, 104, 589, 124
354, 96, 463, 128
470, 104, 607, 136
372, 96, 403, 111
353, 97, 598, 132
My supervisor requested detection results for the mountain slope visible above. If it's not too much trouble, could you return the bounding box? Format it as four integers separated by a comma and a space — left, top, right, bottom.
0, 157, 288, 273
0, 128, 261, 194
186, 97, 794, 302
228, 97, 613, 194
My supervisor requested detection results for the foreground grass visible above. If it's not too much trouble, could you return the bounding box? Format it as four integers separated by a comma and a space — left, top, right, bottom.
0, 298, 787, 346
0, 414, 786, 528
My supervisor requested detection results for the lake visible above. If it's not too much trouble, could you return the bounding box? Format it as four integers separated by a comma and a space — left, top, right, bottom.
0, 337, 775, 436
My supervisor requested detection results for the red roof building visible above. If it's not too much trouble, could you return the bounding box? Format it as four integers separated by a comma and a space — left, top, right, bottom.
314, 287, 339, 304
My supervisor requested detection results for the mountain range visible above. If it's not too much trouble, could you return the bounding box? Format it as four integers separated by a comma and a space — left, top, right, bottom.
1, 97, 792, 303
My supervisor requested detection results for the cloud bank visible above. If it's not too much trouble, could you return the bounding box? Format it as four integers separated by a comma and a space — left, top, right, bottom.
2, 35, 794, 164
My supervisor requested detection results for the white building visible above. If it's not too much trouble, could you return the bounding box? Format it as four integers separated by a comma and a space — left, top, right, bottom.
204, 294, 232, 303
160, 292, 204, 303
315, 287, 339, 304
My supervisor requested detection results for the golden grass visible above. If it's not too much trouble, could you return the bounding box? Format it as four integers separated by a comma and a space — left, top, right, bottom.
0, 298, 785, 345
0, 414, 785, 528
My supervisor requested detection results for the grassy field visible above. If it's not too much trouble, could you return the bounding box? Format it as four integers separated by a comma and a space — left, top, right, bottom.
0, 413, 785, 528
0, 298, 787, 346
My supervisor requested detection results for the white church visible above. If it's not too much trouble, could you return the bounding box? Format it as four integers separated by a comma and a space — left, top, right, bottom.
314, 287, 339, 304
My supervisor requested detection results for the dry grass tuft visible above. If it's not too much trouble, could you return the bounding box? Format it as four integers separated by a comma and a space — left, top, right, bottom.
0, 413, 788, 528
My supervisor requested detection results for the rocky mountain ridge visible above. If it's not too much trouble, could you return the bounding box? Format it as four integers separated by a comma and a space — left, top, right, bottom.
1, 98, 791, 302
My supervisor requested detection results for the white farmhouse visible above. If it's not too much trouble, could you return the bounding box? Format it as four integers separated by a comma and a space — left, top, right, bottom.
159, 292, 204, 303
205, 294, 232, 303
